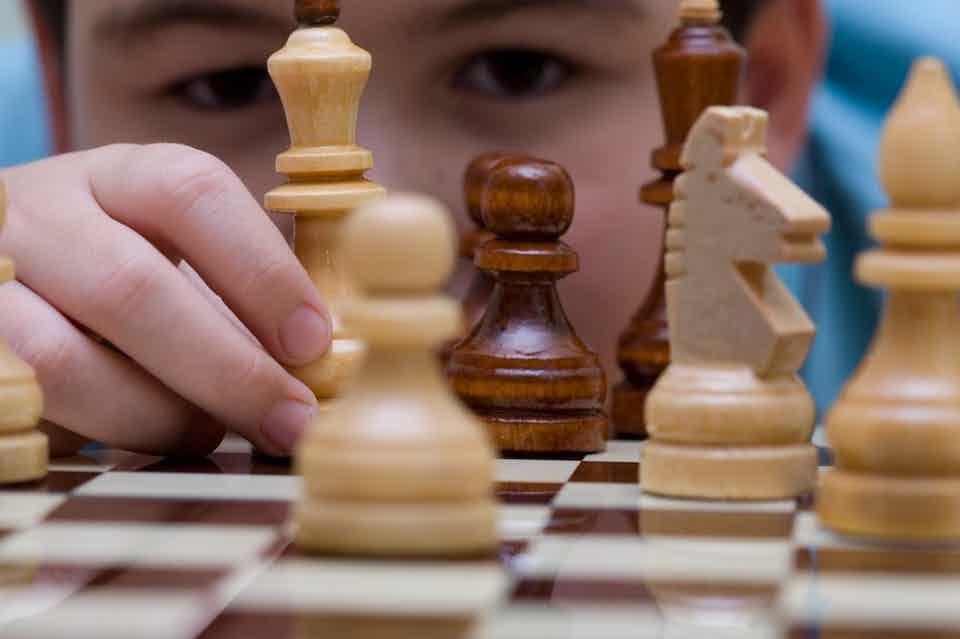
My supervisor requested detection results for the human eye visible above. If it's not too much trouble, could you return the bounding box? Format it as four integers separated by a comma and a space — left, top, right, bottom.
166, 66, 278, 112
451, 49, 579, 99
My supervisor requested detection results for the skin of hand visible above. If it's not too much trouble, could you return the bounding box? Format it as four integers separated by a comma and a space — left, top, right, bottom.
0, 144, 332, 457
14, 0, 826, 456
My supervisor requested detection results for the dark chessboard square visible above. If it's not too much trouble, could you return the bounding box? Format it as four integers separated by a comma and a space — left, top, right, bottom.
202, 611, 477, 639
7, 471, 102, 494
200, 612, 293, 639
140, 453, 292, 476
511, 577, 655, 605
495, 482, 562, 505
569, 461, 639, 483
48, 496, 290, 527
85, 565, 230, 590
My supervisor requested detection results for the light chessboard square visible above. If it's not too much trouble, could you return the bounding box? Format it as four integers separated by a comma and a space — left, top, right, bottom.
232, 559, 509, 615
0, 494, 66, 530
515, 535, 794, 583
784, 574, 960, 630
553, 482, 639, 510
498, 504, 552, 540
495, 459, 579, 484
0, 522, 278, 567
2, 590, 210, 639
75, 472, 299, 502
583, 440, 644, 463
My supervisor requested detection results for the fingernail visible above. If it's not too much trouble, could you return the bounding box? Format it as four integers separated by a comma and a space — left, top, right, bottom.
262, 399, 316, 454
280, 304, 331, 365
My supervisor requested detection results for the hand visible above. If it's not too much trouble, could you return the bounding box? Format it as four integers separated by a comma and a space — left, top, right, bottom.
0, 144, 331, 458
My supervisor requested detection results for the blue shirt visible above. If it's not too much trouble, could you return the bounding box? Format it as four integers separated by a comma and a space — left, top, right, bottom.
789, 0, 960, 415
0, 36, 51, 167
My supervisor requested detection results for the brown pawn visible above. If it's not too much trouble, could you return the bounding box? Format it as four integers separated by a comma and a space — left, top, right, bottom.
460, 153, 528, 332
447, 158, 607, 455
442, 153, 531, 365
612, 0, 745, 438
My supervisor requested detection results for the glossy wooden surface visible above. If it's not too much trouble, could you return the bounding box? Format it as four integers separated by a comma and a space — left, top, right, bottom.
820, 58, 960, 540
643, 107, 829, 499
447, 158, 607, 454
612, 1, 745, 437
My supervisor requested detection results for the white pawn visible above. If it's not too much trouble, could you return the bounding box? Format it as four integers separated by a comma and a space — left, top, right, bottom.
295, 194, 498, 555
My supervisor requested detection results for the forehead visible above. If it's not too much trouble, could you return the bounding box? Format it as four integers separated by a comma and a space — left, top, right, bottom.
70, 0, 649, 35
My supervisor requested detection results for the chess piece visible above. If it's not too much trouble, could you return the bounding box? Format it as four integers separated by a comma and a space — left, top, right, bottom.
295, 194, 497, 555
460, 153, 529, 337
613, 0, 745, 438
265, 0, 385, 403
819, 58, 960, 540
440, 152, 525, 364
0, 181, 46, 484
447, 157, 607, 454
643, 107, 830, 499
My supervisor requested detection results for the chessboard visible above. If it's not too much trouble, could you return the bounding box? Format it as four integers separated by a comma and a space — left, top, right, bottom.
0, 434, 955, 639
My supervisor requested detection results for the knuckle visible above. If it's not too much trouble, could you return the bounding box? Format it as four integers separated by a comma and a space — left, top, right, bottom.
241, 257, 294, 300
227, 350, 272, 396
136, 144, 235, 219
17, 328, 73, 382
95, 255, 165, 318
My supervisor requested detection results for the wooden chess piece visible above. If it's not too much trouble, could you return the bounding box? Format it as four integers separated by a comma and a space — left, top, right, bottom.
265, 0, 385, 403
295, 194, 497, 555
460, 153, 529, 337
440, 152, 525, 363
0, 181, 46, 484
613, 0, 745, 438
447, 157, 607, 454
642, 107, 830, 499
819, 58, 960, 540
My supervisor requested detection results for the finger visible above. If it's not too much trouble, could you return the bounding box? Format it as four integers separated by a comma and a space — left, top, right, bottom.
178, 260, 259, 347
90, 144, 332, 368
0, 281, 225, 457
2, 159, 316, 455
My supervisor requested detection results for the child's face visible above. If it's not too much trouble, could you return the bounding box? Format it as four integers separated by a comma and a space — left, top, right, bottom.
62, 0, 814, 381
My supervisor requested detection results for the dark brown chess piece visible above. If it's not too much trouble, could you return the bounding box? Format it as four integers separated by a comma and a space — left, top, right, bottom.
442, 153, 528, 365
461, 153, 534, 333
612, 0, 746, 438
447, 157, 607, 455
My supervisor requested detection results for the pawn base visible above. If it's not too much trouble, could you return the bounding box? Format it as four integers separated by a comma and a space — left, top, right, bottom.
642, 442, 817, 500
611, 382, 651, 439
0, 431, 48, 484
294, 498, 498, 556
483, 413, 607, 455
819, 470, 960, 542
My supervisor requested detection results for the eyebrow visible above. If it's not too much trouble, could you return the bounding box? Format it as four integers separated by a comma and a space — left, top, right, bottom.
439, 0, 644, 28
94, 0, 291, 45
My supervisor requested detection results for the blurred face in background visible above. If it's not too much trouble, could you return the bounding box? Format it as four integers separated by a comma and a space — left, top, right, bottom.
55, 0, 826, 384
